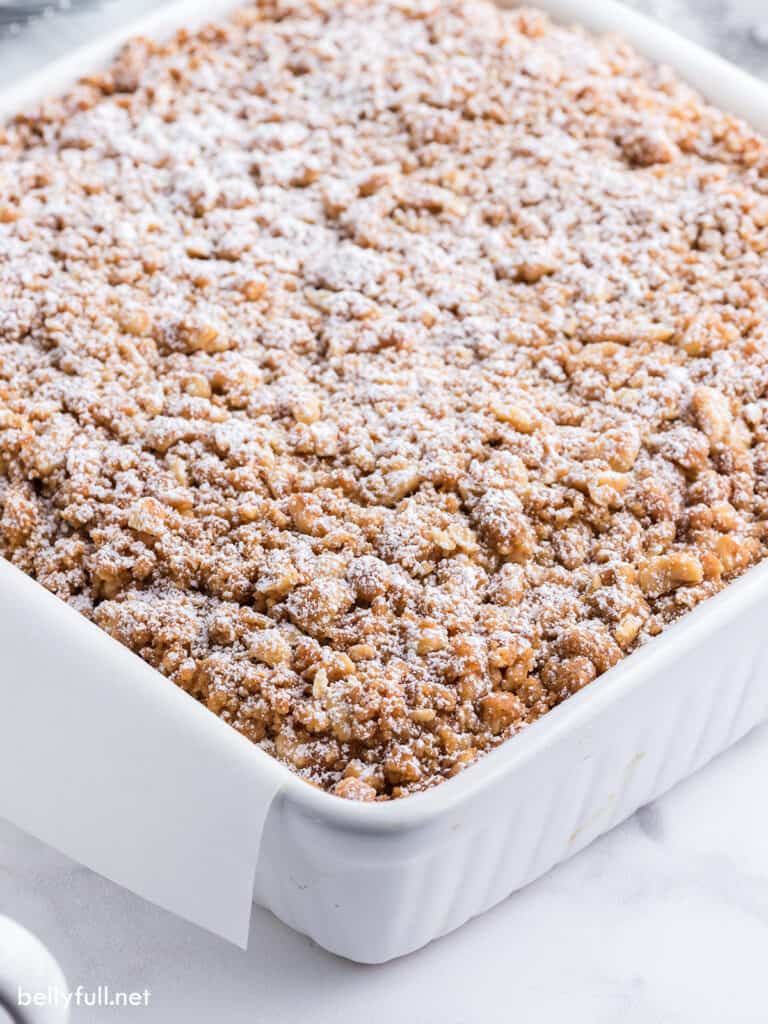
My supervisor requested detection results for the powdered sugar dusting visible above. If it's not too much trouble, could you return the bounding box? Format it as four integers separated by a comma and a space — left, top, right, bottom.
2, 0, 768, 799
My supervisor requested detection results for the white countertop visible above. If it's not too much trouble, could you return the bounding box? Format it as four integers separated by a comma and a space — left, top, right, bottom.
3, 722, 768, 1023
2, 2, 768, 1021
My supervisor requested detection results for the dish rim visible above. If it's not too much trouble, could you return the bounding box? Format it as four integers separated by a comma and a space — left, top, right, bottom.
3, 0, 768, 833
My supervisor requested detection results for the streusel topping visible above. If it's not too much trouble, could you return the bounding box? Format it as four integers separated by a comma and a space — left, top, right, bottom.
2, 0, 768, 799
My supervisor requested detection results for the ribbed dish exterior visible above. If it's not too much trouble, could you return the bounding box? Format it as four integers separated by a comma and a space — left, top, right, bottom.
254, 578, 768, 962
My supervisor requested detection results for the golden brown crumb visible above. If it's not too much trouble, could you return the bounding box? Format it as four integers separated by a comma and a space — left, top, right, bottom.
2, 0, 768, 799
333, 776, 378, 801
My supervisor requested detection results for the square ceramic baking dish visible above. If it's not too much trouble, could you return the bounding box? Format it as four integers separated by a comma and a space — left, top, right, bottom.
2, 0, 768, 965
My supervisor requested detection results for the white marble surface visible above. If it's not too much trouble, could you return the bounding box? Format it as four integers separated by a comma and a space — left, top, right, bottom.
3, 723, 768, 1023
2, 2, 768, 1021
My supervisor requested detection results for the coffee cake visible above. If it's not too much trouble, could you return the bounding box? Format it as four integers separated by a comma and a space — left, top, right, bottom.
2, 0, 768, 799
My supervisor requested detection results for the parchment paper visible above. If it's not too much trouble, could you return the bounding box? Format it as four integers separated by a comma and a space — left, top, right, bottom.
0, 559, 285, 948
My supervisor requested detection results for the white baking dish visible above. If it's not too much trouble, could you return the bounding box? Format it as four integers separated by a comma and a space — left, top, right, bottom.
2, 0, 768, 966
